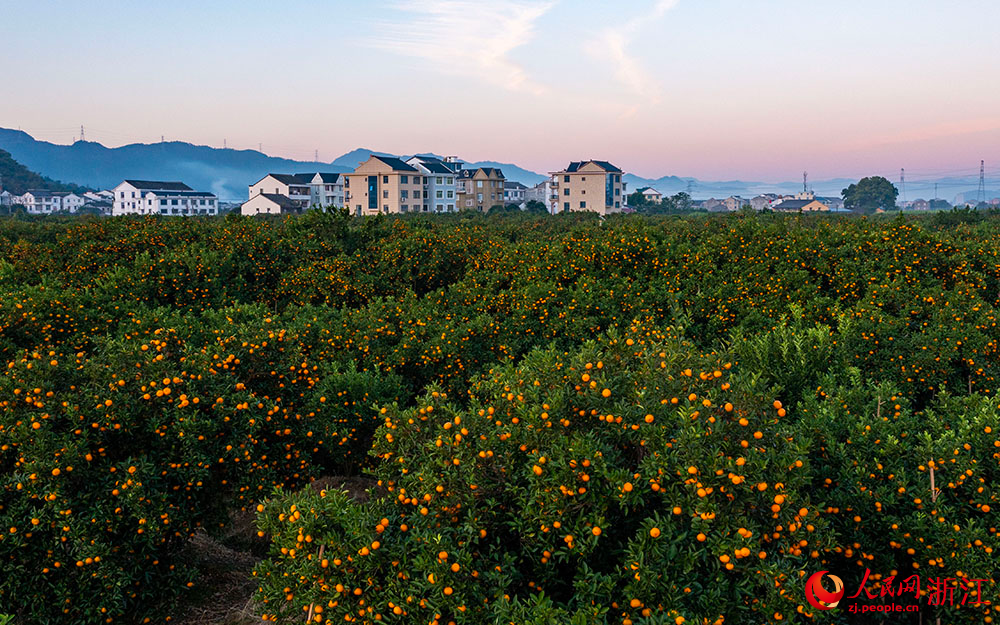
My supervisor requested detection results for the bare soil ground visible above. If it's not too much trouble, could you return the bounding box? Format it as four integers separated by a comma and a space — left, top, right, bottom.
174, 476, 376, 625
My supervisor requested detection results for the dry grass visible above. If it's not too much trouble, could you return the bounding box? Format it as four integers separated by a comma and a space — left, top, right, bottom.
174, 475, 376, 625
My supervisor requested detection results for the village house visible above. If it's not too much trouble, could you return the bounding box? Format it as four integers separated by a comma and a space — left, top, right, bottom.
298, 173, 344, 208
772, 198, 829, 212
407, 156, 460, 212
636, 187, 663, 203
549, 160, 626, 215
248, 174, 312, 208
457, 167, 505, 211
15, 190, 84, 213
240, 193, 304, 216
504, 181, 528, 204
525, 180, 558, 213
344, 155, 425, 216
112, 180, 218, 216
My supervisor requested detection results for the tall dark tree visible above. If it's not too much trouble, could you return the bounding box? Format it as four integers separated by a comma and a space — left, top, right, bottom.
524, 200, 548, 214
842, 176, 899, 212
671, 191, 693, 211
627, 191, 650, 209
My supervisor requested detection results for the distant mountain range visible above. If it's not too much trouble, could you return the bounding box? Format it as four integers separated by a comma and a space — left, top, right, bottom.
0, 127, 991, 203
0, 129, 546, 201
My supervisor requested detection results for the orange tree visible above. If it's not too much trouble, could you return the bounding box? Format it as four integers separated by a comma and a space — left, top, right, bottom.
0, 305, 403, 624
255, 327, 841, 624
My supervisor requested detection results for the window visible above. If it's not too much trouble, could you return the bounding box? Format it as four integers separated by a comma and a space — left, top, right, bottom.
171, 199, 179, 205
436, 190, 443, 199
563, 202, 569, 211
401, 205, 408, 212
436, 177, 443, 184
564, 175, 570, 182
581, 177, 586, 181
582, 190, 586, 194
436, 204, 443, 211
401, 189, 409, 199
160, 199, 167, 206
368, 176, 378, 210
414, 191, 421, 198
448, 204, 454, 210
476, 181, 483, 188
401, 175, 408, 183
383, 176, 389, 183
383, 204, 389, 212
447, 190, 453, 198
564, 188, 569, 196
383, 190, 389, 199
580, 201, 586, 208
477, 193, 483, 202
447, 177, 453, 184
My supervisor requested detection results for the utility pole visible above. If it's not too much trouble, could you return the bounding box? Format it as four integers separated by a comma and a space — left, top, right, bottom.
900, 168, 906, 205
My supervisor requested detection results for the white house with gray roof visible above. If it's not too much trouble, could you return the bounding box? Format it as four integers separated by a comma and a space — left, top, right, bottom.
406, 156, 460, 212
112, 180, 217, 216
297, 172, 344, 208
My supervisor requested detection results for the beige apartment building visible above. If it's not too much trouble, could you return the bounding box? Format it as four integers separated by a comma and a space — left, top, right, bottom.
344, 155, 425, 216
550, 160, 626, 215
457, 167, 505, 211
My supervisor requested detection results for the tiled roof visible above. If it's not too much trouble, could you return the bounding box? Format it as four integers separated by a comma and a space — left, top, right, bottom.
565, 160, 623, 173
373, 156, 418, 172
257, 193, 300, 208
123, 180, 194, 191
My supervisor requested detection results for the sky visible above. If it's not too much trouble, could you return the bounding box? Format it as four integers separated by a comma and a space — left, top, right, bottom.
2, 0, 1000, 182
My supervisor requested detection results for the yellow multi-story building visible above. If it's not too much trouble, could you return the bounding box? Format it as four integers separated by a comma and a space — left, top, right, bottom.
550, 160, 626, 215
456, 167, 505, 211
344, 155, 425, 216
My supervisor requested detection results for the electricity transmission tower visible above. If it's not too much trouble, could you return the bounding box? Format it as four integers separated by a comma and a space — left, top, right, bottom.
977, 160, 986, 205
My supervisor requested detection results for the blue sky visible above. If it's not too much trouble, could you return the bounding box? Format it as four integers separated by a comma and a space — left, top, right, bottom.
2, 0, 1000, 180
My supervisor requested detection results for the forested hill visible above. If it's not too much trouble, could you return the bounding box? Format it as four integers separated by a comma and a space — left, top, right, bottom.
0, 148, 91, 195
